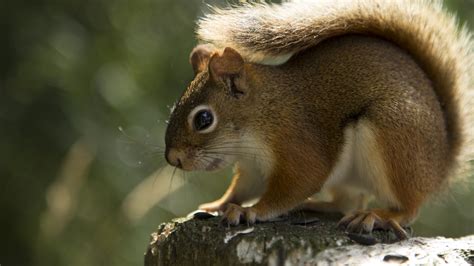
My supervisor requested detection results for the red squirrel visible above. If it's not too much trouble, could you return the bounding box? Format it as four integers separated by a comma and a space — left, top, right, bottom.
164, 0, 473, 239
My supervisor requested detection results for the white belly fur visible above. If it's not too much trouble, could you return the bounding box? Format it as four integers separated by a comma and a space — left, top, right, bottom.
236, 122, 400, 209
233, 133, 275, 205
322, 119, 400, 208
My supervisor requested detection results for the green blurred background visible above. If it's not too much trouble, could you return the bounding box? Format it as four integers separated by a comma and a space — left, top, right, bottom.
0, 0, 473, 265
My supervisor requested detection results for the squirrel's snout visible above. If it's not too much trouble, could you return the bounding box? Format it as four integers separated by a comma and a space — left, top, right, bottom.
165, 148, 184, 168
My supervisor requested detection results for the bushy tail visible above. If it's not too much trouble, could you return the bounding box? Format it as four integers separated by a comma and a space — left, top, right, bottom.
197, 0, 474, 179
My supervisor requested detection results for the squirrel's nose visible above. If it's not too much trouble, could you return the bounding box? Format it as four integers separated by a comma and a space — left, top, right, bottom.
166, 148, 184, 168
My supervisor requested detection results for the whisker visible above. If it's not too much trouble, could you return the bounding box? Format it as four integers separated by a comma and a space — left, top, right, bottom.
201, 153, 244, 166
199, 156, 216, 169
148, 146, 166, 152
205, 150, 272, 161
204, 140, 242, 148
205, 146, 264, 152
204, 147, 267, 158
152, 164, 168, 190
200, 154, 233, 170
204, 139, 264, 148
141, 150, 165, 157
205, 151, 257, 158
118, 127, 165, 151
168, 166, 178, 195
204, 140, 263, 148
206, 140, 260, 148
183, 171, 188, 183
205, 142, 269, 151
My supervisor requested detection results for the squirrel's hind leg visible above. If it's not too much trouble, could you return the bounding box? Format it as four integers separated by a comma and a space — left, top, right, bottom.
337, 208, 416, 240
335, 103, 447, 240
307, 118, 423, 240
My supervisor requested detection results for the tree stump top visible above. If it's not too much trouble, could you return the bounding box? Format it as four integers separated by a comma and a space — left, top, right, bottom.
143, 212, 473, 265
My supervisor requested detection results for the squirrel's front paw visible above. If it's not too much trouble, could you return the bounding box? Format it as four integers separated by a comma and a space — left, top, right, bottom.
221, 203, 258, 226
199, 200, 228, 213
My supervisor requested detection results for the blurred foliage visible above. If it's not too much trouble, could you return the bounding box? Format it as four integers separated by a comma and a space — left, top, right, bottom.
0, 0, 473, 265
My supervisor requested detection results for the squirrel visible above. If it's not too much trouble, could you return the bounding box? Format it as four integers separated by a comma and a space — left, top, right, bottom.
164, 0, 473, 239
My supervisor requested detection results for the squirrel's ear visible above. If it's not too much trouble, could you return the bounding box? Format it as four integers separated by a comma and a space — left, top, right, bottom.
189, 44, 215, 75
209, 47, 244, 77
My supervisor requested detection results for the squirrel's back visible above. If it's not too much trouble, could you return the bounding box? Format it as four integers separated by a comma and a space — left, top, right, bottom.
197, 0, 474, 180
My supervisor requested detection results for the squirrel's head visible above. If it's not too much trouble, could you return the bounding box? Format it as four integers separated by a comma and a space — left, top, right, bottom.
165, 45, 255, 171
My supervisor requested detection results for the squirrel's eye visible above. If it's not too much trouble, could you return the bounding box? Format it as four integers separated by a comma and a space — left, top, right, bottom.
194, 110, 214, 131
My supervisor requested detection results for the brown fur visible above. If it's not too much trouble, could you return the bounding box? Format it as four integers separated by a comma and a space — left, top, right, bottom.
197, 0, 474, 178
165, 0, 473, 238
245, 35, 450, 228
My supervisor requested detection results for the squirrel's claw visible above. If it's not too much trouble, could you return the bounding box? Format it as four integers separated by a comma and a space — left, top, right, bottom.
338, 210, 409, 241
221, 203, 257, 226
